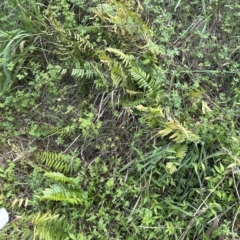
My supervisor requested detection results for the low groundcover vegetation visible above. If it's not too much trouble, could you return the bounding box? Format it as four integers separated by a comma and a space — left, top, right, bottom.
0, 0, 240, 239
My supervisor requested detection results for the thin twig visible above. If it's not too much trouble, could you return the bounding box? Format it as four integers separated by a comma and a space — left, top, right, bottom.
231, 205, 240, 236
62, 135, 80, 154
232, 168, 240, 202
194, 176, 226, 217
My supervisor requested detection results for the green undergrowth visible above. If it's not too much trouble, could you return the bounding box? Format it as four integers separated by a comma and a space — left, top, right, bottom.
0, 0, 240, 239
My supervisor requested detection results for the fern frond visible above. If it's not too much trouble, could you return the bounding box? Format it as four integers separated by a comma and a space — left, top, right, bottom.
34, 151, 72, 173
8, 212, 71, 240
121, 97, 146, 108
52, 26, 94, 52
106, 47, 134, 67
92, 63, 110, 89
130, 67, 152, 93
175, 144, 188, 159
158, 119, 200, 143
55, 60, 97, 80
70, 30, 94, 50
110, 60, 126, 87
93, 0, 145, 37
165, 162, 179, 174
39, 184, 88, 205
135, 104, 164, 117
39, 124, 72, 138
32, 212, 71, 240
158, 127, 174, 137
44, 172, 78, 185
70, 68, 96, 79
98, 51, 128, 87
98, 50, 111, 65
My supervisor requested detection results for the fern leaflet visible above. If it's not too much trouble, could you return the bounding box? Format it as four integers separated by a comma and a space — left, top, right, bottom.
34, 151, 72, 173
39, 184, 88, 205
44, 172, 79, 185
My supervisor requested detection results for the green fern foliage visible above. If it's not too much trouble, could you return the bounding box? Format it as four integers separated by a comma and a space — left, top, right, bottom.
71, 68, 95, 79
44, 172, 79, 185
32, 212, 71, 240
68, 30, 94, 50
158, 119, 200, 143
34, 152, 72, 173
55, 61, 97, 79
106, 48, 134, 67
93, 0, 146, 38
130, 67, 152, 93
175, 144, 188, 159
39, 184, 88, 205
39, 124, 72, 138
98, 51, 127, 87
49, 22, 94, 54
110, 60, 126, 87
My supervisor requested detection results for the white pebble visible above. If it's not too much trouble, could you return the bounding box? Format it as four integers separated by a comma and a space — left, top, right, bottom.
0, 208, 9, 230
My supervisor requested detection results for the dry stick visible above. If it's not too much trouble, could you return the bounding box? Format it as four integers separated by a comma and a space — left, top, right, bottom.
231, 205, 240, 235
124, 169, 129, 184
194, 176, 226, 217
138, 226, 164, 229
179, 205, 209, 240
128, 193, 142, 222
207, 203, 237, 225
180, 176, 226, 240
62, 135, 80, 154
39, 37, 49, 65
232, 168, 240, 202
96, 92, 108, 121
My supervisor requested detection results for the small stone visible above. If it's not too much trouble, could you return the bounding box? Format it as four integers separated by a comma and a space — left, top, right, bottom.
0, 208, 9, 230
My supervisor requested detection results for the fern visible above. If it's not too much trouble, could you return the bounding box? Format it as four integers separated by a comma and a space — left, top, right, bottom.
39, 124, 72, 138
98, 50, 127, 87
42, 12, 95, 66
130, 67, 152, 93
135, 104, 164, 116
56, 66, 96, 79
39, 184, 88, 205
98, 50, 111, 64
71, 68, 95, 79
158, 119, 200, 143
70, 30, 94, 50
175, 144, 188, 159
92, 62, 110, 89
34, 151, 72, 173
44, 172, 79, 185
32, 212, 71, 240
110, 59, 127, 87
106, 47, 134, 67
121, 97, 147, 108
49, 20, 94, 52
165, 161, 179, 174
93, 0, 147, 37
0, 212, 72, 240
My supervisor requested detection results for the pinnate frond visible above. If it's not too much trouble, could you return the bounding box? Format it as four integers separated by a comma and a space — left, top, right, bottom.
175, 144, 188, 159
106, 47, 134, 67
44, 172, 79, 185
158, 119, 200, 143
32, 212, 71, 240
40, 184, 88, 205
34, 151, 72, 173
